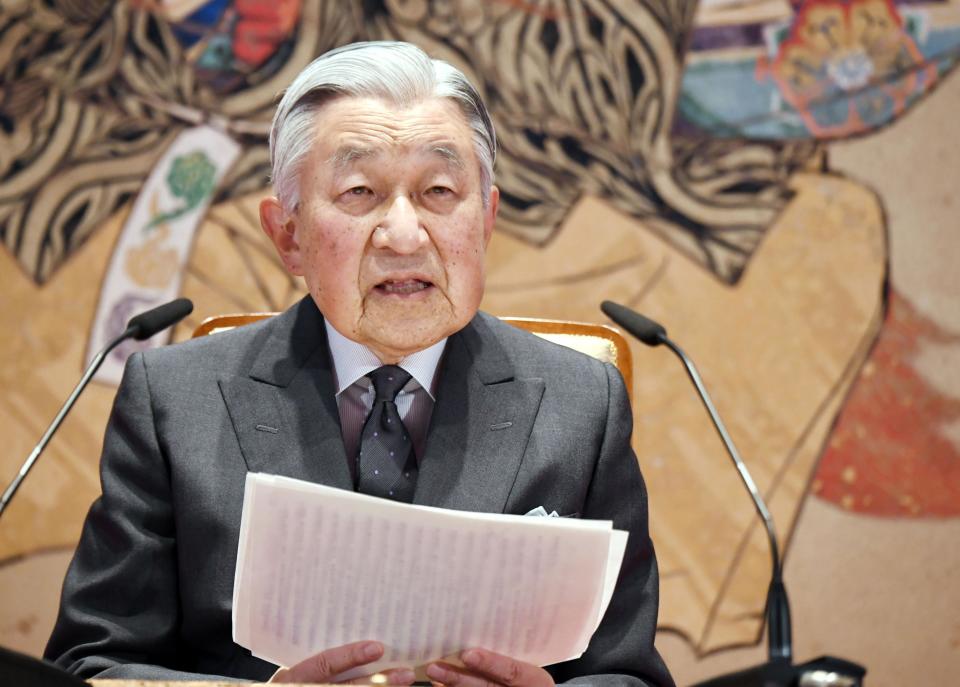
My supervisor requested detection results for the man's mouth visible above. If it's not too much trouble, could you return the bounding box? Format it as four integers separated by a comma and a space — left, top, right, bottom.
375, 279, 433, 295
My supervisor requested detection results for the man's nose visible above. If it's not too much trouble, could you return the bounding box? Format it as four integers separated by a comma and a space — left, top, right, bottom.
372, 195, 428, 254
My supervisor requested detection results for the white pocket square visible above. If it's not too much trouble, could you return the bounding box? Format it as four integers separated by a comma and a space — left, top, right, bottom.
524, 506, 559, 518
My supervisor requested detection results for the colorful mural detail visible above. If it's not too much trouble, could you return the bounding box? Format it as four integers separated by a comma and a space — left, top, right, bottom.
768, 0, 938, 136
675, 1, 960, 522
86, 125, 241, 384
0, 0, 817, 286
0, 0, 350, 285
814, 289, 960, 517
146, 151, 218, 229
676, 0, 960, 138
155, 0, 304, 90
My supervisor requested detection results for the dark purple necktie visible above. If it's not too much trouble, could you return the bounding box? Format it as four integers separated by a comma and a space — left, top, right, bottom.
356, 366, 418, 502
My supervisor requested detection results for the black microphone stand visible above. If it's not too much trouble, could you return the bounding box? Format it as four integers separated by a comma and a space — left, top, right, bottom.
0, 330, 130, 520
600, 301, 866, 687
0, 298, 193, 521
1, 330, 128, 519
659, 335, 793, 666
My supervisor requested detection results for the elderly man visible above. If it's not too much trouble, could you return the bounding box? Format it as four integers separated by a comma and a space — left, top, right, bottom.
45, 42, 673, 686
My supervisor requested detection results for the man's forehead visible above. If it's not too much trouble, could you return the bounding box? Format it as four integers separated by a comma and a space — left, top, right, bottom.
327, 143, 466, 169
312, 96, 475, 167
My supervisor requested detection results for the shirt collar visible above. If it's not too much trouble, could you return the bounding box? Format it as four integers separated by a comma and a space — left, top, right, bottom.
324, 320, 447, 400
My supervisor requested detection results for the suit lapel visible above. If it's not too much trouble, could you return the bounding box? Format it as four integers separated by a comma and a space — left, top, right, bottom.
218, 297, 352, 490
414, 315, 545, 513
217, 303, 545, 505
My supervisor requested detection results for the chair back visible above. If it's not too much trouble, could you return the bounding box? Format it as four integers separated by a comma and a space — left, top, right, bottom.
193, 313, 632, 401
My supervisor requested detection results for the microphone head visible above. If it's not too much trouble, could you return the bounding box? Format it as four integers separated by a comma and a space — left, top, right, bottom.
126, 298, 194, 341
600, 301, 667, 347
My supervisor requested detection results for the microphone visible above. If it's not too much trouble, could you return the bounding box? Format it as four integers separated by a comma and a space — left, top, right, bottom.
0, 298, 194, 521
600, 300, 865, 686
125, 297, 194, 341
601, 300, 790, 659
599, 301, 666, 347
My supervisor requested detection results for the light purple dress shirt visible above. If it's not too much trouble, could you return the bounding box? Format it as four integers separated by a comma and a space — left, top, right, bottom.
324, 321, 446, 476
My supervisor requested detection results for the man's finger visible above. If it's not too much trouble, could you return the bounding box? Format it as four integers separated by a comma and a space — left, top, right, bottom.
343, 667, 417, 685
438, 648, 554, 687
425, 661, 498, 687
427, 649, 554, 687
271, 640, 384, 683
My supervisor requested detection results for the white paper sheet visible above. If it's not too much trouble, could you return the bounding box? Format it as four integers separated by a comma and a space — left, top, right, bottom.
232, 473, 628, 680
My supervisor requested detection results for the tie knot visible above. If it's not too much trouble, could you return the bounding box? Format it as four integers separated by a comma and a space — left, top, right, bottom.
368, 365, 412, 402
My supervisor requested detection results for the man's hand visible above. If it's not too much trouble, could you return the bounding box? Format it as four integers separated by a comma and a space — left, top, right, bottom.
269, 640, 415, 684
426, 648, 556, 687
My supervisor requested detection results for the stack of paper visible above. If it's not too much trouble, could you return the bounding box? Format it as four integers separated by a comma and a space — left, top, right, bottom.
233, 473, 627, 680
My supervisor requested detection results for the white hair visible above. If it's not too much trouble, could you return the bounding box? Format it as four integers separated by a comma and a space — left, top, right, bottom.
269, 41, 497, 211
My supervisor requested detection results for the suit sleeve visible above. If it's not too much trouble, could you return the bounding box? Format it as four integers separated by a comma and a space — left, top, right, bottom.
43, 352, 245, 681
546, 363, 675, 687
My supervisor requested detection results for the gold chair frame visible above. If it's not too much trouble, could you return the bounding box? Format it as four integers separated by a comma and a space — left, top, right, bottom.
193, 313, 632, 401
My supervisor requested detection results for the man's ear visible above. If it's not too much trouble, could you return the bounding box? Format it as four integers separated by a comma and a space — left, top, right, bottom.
483, 186, 500, 247
260, 196, 303, 276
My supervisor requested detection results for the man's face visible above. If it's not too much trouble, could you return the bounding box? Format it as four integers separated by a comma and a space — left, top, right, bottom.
261, 96, 499, 363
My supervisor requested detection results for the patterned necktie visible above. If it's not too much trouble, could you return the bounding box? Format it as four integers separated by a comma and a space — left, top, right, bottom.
356, 365, 418, 502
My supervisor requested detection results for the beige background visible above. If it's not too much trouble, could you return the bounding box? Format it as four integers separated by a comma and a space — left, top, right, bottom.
654, 68, 960, 684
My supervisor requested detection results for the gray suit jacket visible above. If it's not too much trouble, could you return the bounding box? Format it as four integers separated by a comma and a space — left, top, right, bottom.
45, 297, 673, 686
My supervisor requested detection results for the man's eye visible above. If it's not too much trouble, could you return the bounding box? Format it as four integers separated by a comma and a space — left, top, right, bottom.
426, 186, 453, 195
346, 186, 372, 196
